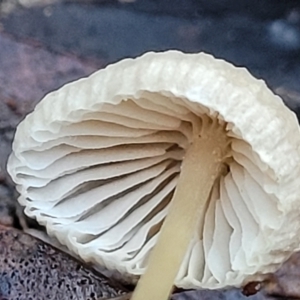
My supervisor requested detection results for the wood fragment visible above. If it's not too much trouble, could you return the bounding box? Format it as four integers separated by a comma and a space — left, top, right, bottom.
0, 225, 129, 300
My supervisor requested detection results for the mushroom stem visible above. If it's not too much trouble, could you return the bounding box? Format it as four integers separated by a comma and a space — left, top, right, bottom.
131, 121, 229, 300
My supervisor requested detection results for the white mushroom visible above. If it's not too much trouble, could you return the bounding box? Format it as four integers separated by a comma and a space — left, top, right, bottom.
7, 51, 300, 300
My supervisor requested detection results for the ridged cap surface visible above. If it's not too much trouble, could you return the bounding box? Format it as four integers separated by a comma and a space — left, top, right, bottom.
7, 51, 300, 289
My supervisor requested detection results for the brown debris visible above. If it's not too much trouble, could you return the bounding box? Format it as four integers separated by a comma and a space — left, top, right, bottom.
261, 252, 300, 298
242, 281, 262, 296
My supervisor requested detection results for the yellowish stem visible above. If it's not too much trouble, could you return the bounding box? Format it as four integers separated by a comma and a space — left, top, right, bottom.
131, 127, 229, 300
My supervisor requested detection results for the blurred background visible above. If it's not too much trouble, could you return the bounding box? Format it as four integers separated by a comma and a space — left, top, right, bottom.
0, 0, 300, 228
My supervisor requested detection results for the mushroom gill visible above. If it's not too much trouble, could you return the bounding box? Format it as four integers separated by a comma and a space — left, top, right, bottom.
7, 51, 300, 299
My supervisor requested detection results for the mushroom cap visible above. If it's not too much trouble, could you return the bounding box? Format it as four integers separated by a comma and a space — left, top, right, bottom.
7, 51, 300, 289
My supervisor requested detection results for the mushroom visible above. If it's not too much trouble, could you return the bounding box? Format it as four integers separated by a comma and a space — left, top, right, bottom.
7, 51, 300, 300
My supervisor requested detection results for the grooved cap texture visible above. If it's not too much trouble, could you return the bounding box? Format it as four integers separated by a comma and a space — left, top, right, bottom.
7, 51, 300, 289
